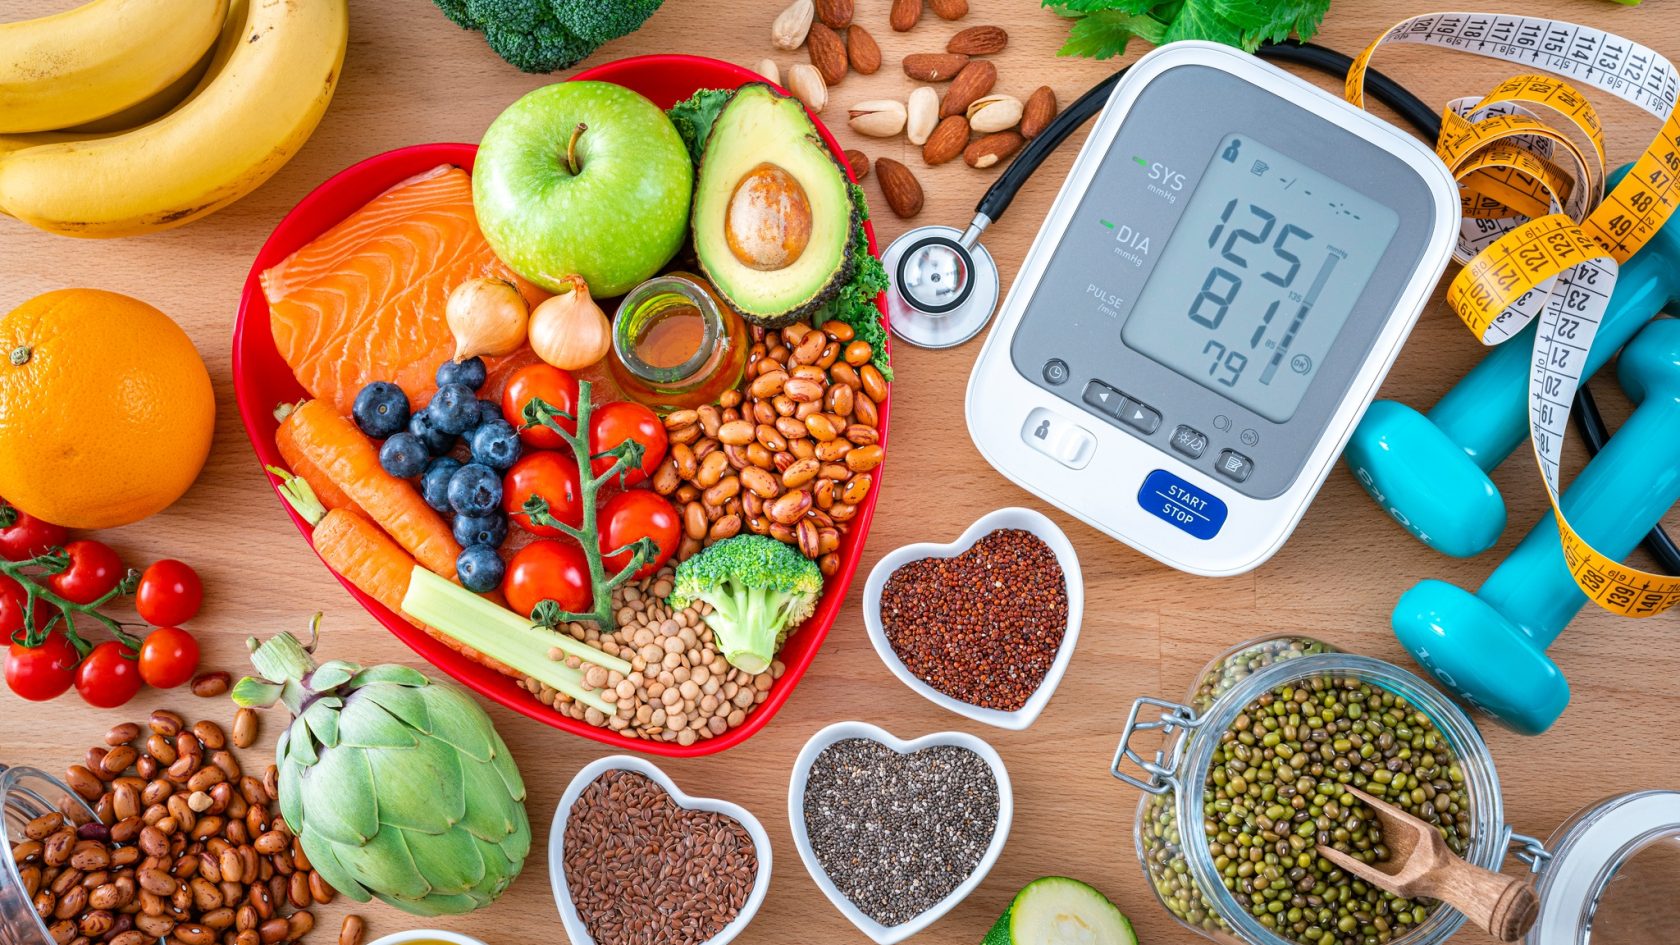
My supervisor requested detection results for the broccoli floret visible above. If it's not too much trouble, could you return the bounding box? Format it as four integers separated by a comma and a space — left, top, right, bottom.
434, 0, 478, 29
668, 535, 823, 675
551, 0, 665, 45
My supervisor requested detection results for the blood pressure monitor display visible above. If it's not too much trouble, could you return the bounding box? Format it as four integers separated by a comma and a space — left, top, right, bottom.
1122, 134, 1400, 422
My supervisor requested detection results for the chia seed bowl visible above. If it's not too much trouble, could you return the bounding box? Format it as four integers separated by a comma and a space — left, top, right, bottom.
787, 722, 1014, 945
862, 507, 1084, 730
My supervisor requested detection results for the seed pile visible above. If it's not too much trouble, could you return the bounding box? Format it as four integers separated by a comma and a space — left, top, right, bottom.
522, 566, 783, 746
562, 770, 756, 945
880, 528, 1066, 711
1203, 676, 1471, 945
802, 738, 998, 927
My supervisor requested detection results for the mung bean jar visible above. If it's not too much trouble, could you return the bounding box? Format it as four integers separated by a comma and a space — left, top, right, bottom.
0, 766, 97, 945
1112, 636, 1507, 945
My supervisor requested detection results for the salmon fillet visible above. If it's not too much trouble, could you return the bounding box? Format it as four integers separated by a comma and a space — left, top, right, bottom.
264, 164, 546, 416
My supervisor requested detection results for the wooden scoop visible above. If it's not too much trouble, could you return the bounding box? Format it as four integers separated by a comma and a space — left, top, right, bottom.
1316, 785, 1538, 942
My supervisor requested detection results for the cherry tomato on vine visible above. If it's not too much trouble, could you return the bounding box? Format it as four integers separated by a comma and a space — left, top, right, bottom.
46, 540, 125, 605
501, 365, 580, 449
503, 451, 584, 538
599, 491, 680, 580
0, 505, 66, 561
137, 626, 199, 689
504, 540, 592, 618
589, 402, 667, 486
5, 632, 79, 702
0, 575, 49, 636
74, 641, 143, 708
136, 560, 202, 627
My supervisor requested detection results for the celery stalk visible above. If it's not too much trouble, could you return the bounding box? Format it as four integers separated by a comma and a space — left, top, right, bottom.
401, 567, 628, 714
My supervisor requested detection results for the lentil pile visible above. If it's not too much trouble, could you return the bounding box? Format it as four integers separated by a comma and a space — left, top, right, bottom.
562, 770, 756, 945
879, 528, 1067, 711
522, 565, 783, 746
801, 738, 999, 928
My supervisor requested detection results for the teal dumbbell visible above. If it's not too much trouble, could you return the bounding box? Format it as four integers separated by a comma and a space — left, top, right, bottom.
1344, 164, 1680, 557
1392, 317, 1680, 735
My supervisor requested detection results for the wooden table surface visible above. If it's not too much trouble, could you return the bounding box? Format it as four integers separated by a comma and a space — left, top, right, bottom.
3, 1, 1677, 943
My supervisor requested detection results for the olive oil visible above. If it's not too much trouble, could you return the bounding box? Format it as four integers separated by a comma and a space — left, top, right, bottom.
607, 272, 746, 414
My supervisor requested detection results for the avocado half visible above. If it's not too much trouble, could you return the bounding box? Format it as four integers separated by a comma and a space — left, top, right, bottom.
692, 83, 857, 328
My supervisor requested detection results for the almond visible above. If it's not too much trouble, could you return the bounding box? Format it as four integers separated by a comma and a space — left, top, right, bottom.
906, 86, 939, 145
770, 0, 814, 50
947, 25, 1007, 55
921, 114, 969, 165
1021, 85, 1057, 139
814, 0, 852, 29
929, 0, 967, 20
889, 0, 921, 32
875, 158, 923, 218
754, 58, 781, 86
940, 59, 995, 118
902, 52, 968, 81
844, 149, 869, 180
966, 93, 1022, 133
847, 24, 880, 75
806, 22, 848, 84
848, 99, 906, 137
785, 63, 827, 113
964, 130, 1023, 169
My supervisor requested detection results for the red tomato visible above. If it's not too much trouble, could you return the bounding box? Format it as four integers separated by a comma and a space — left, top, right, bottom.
136, 560, 203, 627
0, 575, 49, 636
74, 641, 143, 709
5, 632, 79, 702
46, 540, 125, 605
137, 626, 199, 689
502, 364, 580, 449
0, 504, 66, 561
599, 490, 680, 580
504, 540, 592, 618
503, 451, 584, 538
589, 401, 668, 486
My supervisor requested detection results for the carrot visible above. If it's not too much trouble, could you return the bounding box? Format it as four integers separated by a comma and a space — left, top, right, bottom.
276, 408, 358, 514
284, 399, 461, 577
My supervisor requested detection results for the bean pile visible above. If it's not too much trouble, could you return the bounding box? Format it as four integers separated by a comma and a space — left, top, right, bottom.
522, 566, 783, 746
10, 711, 335, 945
562, 770, 756, 945
651, 319, 884, 573
802, 738, 998, 928
1203, 676, 1471, 945
879, 528, 1066, 711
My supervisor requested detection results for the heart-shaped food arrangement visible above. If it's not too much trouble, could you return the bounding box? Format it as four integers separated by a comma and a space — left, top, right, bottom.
557, 763, 767, 945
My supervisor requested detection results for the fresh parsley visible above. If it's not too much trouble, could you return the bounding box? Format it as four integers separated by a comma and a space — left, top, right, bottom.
1044, 0, 1331, 59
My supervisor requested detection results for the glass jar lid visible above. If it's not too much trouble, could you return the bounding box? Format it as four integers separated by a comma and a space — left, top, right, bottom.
1527, 790, 1680, 945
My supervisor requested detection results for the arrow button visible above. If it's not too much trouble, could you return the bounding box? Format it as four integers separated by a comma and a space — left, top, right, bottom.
1117, 397, 1161, 435
1080, 380, 1126, 419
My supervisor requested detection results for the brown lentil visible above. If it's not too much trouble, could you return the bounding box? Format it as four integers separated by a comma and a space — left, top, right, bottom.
879, 528, 1067, 711
562, 770, 755, 945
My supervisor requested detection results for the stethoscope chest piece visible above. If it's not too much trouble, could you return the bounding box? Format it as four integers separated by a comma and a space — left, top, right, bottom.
883, 222, 1000, 349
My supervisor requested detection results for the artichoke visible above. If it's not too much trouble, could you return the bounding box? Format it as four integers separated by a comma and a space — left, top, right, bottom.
233, 625, 530, 916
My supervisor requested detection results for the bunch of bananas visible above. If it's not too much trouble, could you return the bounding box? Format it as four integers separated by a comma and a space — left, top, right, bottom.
0, 0, 349, 238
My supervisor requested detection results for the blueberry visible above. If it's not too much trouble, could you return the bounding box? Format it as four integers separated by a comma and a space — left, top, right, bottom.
456, 544, 505, 593
420, 457, 462, 513
453, 512, 508, 548
407, 410, 455, 455
436, 357, 488, 391
379, 433, 428, 478
427, 383, 480, 435
469, 420, 522, 471
447, 463, 502, 515
352, 382, 410, 439
477, 398, 503, 428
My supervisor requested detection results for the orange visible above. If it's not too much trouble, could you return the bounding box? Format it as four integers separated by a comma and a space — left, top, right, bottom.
0, 289, 215, 529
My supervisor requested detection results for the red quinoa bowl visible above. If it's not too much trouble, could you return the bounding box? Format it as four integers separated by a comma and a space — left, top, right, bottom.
231, 55, 889, 757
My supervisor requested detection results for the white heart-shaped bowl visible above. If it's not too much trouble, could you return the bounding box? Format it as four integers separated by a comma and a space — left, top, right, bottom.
549, 755, 773, 945
862, 507, 1084, 730
787, 721, 1014, 945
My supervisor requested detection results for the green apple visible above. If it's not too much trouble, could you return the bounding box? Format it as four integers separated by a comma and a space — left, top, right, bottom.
474, 81, 693, 297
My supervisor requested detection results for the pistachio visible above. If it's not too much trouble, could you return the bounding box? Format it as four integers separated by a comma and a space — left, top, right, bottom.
754, 58, 781, 85
771, 0, 814, 50
905, 86, 939, 146
784, 63, 827, 113
847, 100, 906, 137
966, 93, 1022, 133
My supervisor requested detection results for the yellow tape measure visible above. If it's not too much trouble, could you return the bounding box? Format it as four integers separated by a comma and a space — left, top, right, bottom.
1347, 13, 1680, 617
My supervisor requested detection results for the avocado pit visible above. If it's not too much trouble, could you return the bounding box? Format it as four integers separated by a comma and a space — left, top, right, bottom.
725, 162, 813, 272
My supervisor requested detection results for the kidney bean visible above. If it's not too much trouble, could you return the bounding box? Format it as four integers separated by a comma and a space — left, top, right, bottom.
189, 673, 230, 698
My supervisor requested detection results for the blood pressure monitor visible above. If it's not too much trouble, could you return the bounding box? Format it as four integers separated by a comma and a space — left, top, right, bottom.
966, 42, 1459, 576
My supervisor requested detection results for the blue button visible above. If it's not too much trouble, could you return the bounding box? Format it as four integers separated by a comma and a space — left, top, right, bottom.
1137, 469, 1227, 540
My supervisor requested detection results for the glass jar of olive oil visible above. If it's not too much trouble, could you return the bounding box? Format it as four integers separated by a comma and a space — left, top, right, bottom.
607, 272, 747, 415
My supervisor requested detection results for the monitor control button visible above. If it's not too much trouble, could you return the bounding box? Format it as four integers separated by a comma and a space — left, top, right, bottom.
1080, 380, 1124, 418
1216, 449, 1254, 483
1170, 425, 1208, 458
1021, 408, 1096, 470
1118, 398, 1161, 435
1042, 359, 1070, 385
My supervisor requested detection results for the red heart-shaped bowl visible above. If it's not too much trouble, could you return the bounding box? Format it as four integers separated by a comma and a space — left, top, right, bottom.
232, 55, 888, 757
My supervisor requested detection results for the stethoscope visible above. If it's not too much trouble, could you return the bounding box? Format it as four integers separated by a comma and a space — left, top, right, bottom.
882, 41, 1445, 349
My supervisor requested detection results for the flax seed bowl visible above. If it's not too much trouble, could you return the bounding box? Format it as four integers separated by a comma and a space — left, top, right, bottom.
548, 756, 772, 945
862, 507, 1084, 730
